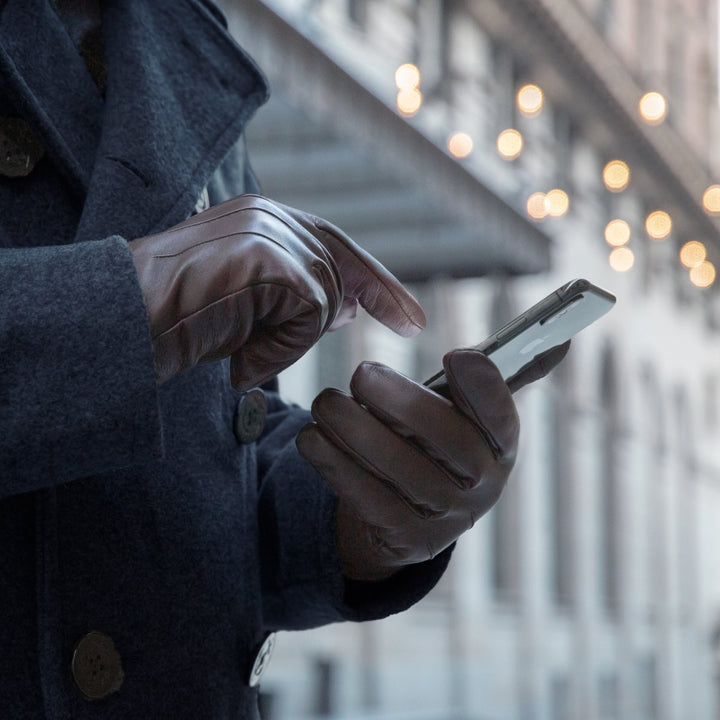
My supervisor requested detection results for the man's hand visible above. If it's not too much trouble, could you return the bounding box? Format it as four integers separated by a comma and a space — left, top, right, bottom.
128, 194, 425, 389
296, 349, 519, 582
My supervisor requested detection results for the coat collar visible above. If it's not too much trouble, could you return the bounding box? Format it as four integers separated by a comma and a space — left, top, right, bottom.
0, 0, 269, 242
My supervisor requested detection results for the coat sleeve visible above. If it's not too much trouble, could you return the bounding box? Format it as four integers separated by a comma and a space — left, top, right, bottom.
0, 237, 163, 495
255, 391, 453, 630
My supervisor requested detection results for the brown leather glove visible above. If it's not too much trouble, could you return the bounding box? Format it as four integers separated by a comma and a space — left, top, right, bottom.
129, 194, 425, 390
296, 349, 520, 581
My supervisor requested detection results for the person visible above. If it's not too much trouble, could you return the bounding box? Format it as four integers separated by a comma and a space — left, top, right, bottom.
0, 1, 565, 717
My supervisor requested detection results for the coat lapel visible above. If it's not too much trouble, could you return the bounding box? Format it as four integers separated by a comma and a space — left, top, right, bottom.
75, 0, 269, 243
0, 0, 103, 195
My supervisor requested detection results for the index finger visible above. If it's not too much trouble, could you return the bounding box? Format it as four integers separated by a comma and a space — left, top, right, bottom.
277, 204, 426, 338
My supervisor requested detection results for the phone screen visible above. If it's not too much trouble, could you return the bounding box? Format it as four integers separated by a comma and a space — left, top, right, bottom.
425, 279, 616, 390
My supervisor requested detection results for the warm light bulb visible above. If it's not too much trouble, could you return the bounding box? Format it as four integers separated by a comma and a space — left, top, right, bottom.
605, 219, 631, 247
396, 88, 422, 116
679, 241, 707, 268
639, 91, 667, 124
447, 132, 474, 158
603, 160, 631, 192
609, 247, 635, 272
690, 261, 716, 288
527, 192, 548, 220
497, 129, 523, 160
702, 185, 720, 214
517, 84, 544, 117
395, 63, 420, 90
645, 210, 672, 239
545, 189, 570, 217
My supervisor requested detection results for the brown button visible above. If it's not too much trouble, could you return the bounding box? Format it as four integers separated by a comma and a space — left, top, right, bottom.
234, 388, 267, 444
0, 117, 44, 178
71, 631, 124, 701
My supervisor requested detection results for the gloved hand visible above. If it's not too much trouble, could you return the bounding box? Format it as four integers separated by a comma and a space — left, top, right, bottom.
296, 349, 520, 581
129, 194, 425, 390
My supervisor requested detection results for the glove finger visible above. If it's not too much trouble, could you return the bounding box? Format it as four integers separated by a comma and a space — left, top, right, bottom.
307, 388, 499, 518
296, 424, 446, 564
276, 203, 426, 338
442, 349, 519, 461
506, 341, 571, 394
349, 362, 504, 491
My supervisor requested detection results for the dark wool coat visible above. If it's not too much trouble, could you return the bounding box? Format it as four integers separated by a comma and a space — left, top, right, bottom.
0, 0, 450, 718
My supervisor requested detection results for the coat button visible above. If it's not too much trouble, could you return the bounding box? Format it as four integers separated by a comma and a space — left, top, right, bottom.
71, 631, 124, 701
0, 116, 44, 178
234, 388, 267, 444
248, 633, 276, 687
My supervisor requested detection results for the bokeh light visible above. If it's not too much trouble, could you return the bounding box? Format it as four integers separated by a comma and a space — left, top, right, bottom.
396, 88, 422, 116
702, 185, 720, 214
545, 189, 570, 217
395, 63, 420, 90
603, 160, 631, 192
679, 240, 707, 268
605, 219, 631, 247
527, 192, 548, 220
447, 132, 474, 158
517, 84, 544, 117
497, 129, 523, 160
609, 247, 635, 272
690, 261, 716, 288
639, 91, 667, 124
645, 210, 672, 239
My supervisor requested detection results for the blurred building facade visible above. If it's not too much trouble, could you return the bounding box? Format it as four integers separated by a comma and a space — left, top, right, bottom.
218, 1, 720, 718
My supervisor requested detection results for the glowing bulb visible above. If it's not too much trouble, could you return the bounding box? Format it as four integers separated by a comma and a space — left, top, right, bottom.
679, 240, 707, 268
609, 247, 635, 272
702, 185, 720, 214
545, 189, 570, 217
645, 210, 672, 239
603, 160, 631, 192
639, 91, 667, 124
527, 192, 548, 220
690, 261, 716, 288
605, 219, 631, 246
395, 63, 420, 90
497, 129, 523, 160
396, 88, 422, 116
517, 84, 544, 117
447, 132, 474, 158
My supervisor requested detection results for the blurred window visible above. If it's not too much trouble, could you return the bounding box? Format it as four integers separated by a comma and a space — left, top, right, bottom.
489, 279, 521, 604
599, 344, 621, 618
596, 0, 615, 37
347, 0, 368, 28
598, 674, 620, 719
549, 357, 576, 609
550, 675, 572, 720
641, 365, 666, 619
637, 0, 655, 81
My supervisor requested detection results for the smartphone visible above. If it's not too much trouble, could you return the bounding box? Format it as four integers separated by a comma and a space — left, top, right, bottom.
424, 278, 616, 392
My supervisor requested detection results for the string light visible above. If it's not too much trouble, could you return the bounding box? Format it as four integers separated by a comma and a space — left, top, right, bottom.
527, 192, 548, 220
605, 219, 631, 246
545, 189, 570, 217
517, 84, 544, 117
639, 91, 667, 124
609, 247, 635, 272
603, 160, 631, 192
497, 129, 523, 160
395, 63, 422, 116
645, 210, 672, 239
447, 132, 474, 158
702, 185, 720, 214
679, 241, 707, 268
690, 261, 716, 288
